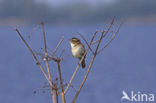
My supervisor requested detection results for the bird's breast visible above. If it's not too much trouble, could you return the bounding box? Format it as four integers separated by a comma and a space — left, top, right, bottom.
72, 46, 84, 59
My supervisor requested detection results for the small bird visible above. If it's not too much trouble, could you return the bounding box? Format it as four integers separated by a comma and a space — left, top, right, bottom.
69, 37, 86, 68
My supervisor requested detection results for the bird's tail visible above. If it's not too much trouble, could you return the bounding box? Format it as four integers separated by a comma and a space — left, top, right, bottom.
81, 59, 86, 69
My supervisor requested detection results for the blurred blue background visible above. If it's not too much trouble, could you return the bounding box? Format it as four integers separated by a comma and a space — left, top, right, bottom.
0, 0, 156, 103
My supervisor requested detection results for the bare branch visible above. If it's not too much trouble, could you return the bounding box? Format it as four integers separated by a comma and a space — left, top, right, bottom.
95, 31, 105, 54
51, 37, 64, 57
102, 16, 115, 37
41, 22, 57, 103
72, 21, 121, 102
59, 49, 65, 58
14, 28, 54, 88
92, 16, 116, 45
41, 22, 53, 84
72, 55, 96, 103
77, 32, 95, 55
55, 90, 59, 103
15, 18, 119, 103
72, 31, 104, 103
57, 60, 66, 103
64, 31, 98, 94
97, 22, 122, 54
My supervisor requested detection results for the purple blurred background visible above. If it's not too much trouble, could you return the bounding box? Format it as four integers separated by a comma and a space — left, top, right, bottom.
0, 0, 156, 103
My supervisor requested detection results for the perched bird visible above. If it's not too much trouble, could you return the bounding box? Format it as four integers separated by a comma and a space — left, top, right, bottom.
69, 37, 86, 68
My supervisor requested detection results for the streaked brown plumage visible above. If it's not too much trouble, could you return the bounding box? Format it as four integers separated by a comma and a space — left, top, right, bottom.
70, 38, 86, 68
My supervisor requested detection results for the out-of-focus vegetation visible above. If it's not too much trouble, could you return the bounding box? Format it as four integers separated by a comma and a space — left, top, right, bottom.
0, 0, 156, 25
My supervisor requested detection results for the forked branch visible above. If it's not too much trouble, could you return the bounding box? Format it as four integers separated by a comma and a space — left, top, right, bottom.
14, 28, 55, 89
91, 16, 116, 45
72, 31, 105, 103
15, 16, 121, 103
72, 18, 121, 103
64, 31, 98, 94
97, 22, 122, 54
51, 37, 64, 57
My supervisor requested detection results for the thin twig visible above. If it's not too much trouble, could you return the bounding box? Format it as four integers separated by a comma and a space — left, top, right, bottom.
51, 37, 64, 57
55, 90, 59, 103
57, 60, 66, 103
41, 22, 57, 103
77, 32, 94, 55
97, 22, 122, 54
72, 55, 96, 103
102, 16, 115, 37
64, 31, 98, 94
41, 22, 52, 80
94, 31, 105, 54
14, 28, 54, 88
59, 49, 65, 58
72, 31, 104, 103
92, 16, 115, 45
